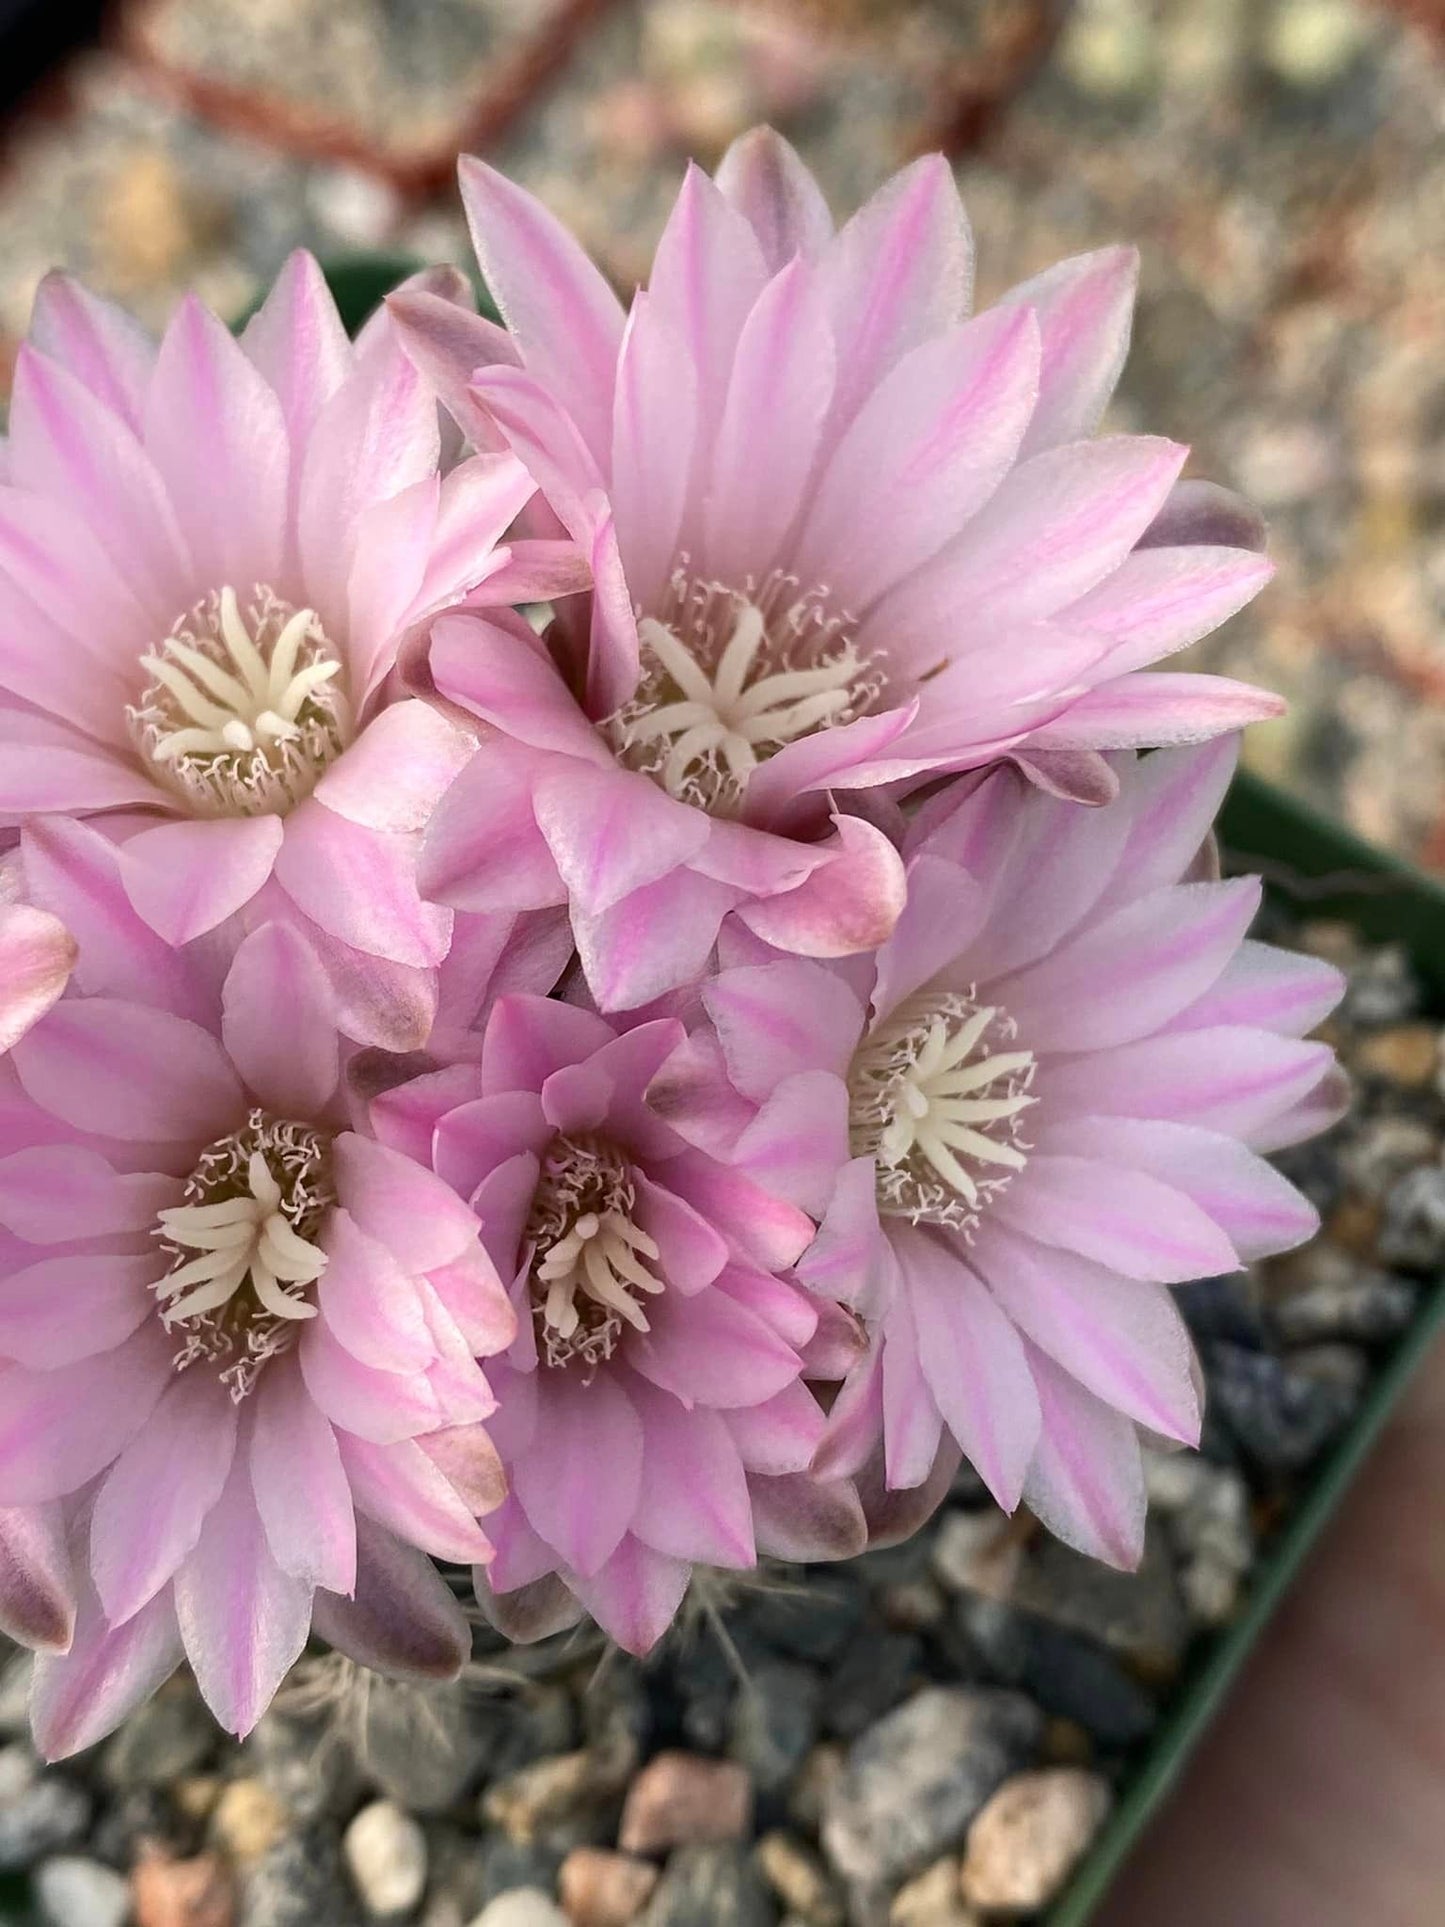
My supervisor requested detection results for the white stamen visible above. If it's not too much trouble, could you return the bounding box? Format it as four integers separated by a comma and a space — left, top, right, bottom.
602, 569, 879, 816
130, 586, 351, 818
849, 992, 1037, 1230
525, 1136, 664, 1371
155, 1111, 333, 1401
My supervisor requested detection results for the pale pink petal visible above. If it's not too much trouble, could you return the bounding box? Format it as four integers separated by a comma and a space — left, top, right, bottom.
250, 1362, 356, 1593
239, 249, 351, 451
274, 799, 450, 969
1173, 937, 1344, 1037
1021, 1344, 1146, 1570
992, 246, 1138, 456
0, 1324, 171, 1504
703, 258, 836, 586
458, 155, 626, 471
731, 1069, 850, 1217
724, 1380, 826, 1476
609, 291, 697, 613
334, 1131, 481, 1272
14, 998, 242, 1143
797, 304, 1039, 609
629, 1379, 756, 1569
31, 1582, 182, 1760
630, 1277, 803, 1410
316, 1208, 433, 1374
0, 905, 74, 1051
1023, 672, 1285, 750
879, 1272, 946, 1488
871, 856, 988, 1018
1091, 738, 1239, 909
566, 1533, 690, 1656
414, 452, 539, 613
174, 1453, 313, 1736
0, 1501, 74, 1650
29, 271, 154, 429
386, 287, 521, 451
0, 1251, 156, 1367
736, 815, 907, 959
428, 611, 612, 761
299, 1318, 441, 1443
662, 1149, 814, 1272
90, 1367, 238, 1623
118, 815, 284, 945
993, 1154, 1238, 1284
341, 1433, 490, 1564
574, 866, 742, 1013
316, 701, 475, 835
973, 1220, 1200, 1443
705, 958, 863, 1100
222, 921, 339, 1117
715, 127, 834, 269
532, 761, 710, 917
822, 155, 972, 427
1043, 1026, 1336, 1140
512, 1368, 641, 1577
0, 728, 172, 816
419, 742, 568, 915
1066, 544, 1274, 674
894, 1225, 1041, 1512
143, 295, 288, 587
482, 993, 614, 1093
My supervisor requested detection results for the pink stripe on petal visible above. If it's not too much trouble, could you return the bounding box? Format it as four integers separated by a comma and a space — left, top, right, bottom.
90, 1367, 238, 1623
0, 1324, 171, 1505
251, 1363, 356, 1593
0, 1252, 156, 1368
118, 815, 284, 946
1024, 671, 1285, 750
174, 1453, 314, 1736
222, 922, 339, 1118
1021, 1343, 1146, 1570
341, 1432, 489, 1565
31, 1582, 182, 1761
13, 998, 243, 1144
511, 1368, 641, 1577
30, 270, 155, 429
992, 245, 1138, 456
629, 1380, 756, 1569
714, 127, 833, 270
239, 250, 350, 452
566, 1532, 690, 1656
993, 1155, 1238, 1285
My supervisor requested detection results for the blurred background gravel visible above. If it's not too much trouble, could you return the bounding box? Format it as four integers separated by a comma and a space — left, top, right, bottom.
0, 0, 1441, 862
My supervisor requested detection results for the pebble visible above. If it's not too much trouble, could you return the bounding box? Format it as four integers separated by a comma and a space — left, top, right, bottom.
738, 1585, 863, 1667
619, 1754, 753, 1856
1205, 1340, 1361, 1470
343, 1801, 429, 1918
728, 1661, 824, 1795
1352, 1023, 1441, 1089
103, 1686, 216, 1789
359, 1679, 486, 1814
821, 1688, 1043, 1898
0, 1748, 92, 1870
246, 1711, 358, 1826
485, 1749, 631, 1850
210, 1780, 290, 1864
754, 1832, 842, 1927
1338, 1116, 1436, 1203
638, 1844, 777, 1927
35, 1855, 132, 1927
0, 1652, 31, 1735
958, 1771, 1112, 1914
930, 1510, 1024, 1602
1379, 1164, 1445, 1271
237, 1828, 352, 1927
821, 1632, 924, 1741
951, 1597, 1158, 1750
1339, 944, 1420, 1026
131, 1848, 235, 1927
470, 1895, 568, 1927
887, 1859, 974, 1927
1145, 1456, 1254, 1629
559, 1846, 660, 1926
1267, 1246, 1418, 1344
1010, 1530, 1187, 1680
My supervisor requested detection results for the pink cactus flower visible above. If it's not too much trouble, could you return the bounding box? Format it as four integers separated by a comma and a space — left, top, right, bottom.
375, 991, 868, 1654
393, 129, 1281, 1009
0, 817, 515, 1754
0, 896, 74, 1054
0, 256, 551, 1048
652, 741, 1346, 1567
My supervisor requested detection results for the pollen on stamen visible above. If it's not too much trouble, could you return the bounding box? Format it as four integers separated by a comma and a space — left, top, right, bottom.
524, 1134, 664, 1372
129, 585, 352, 819
849, 991, 1037, 1231
601, 567, 881, 816
155, 1110, 333, 1402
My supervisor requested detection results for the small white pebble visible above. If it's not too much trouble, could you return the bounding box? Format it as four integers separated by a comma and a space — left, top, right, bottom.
35, 1856, 130, 1927
343, 1799, 429, 1918
470, 1890, 569, 1927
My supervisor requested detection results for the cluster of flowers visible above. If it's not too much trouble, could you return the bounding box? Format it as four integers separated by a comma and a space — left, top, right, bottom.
0, 130, 1345, 1757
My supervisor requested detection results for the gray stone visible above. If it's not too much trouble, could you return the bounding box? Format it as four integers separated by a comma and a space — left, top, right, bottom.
1380, 1164, 1445, 1271
361, 1679, 483, 1812
101, 1682, 216, 1788
344, 1800, 429, 1917
1205, 1340, 1361, 1470
34, 1856, 130, 1927
1268, 1248, 1418, 1345
1339, 1116, 1436, 1205
1010, 1527, 1187, 1678
821, 1632, 923, 1742
240, 1828, 354, 1927
640, 1845, 778, 1927
0, 1654, 32, 1737
0, 1751, 91, 1871
1145, 1454, 1254, 1630
478, 1832, 565, 1906
1341, 943, 1420, 1026
247, 1707, 360, 1824
950, 1597, 1156, 1750
738, 1583, 865, 1665
821, 1688, 1043, 1899
729, 1661, 824, 1795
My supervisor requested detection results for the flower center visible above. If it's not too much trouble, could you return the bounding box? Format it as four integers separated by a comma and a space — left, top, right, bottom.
849, 993, 1037, 1230
154, 1110, 333, 1401
130, 585, 351, 817
524, 1134, 663, 1371
602, 569, 878, 816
